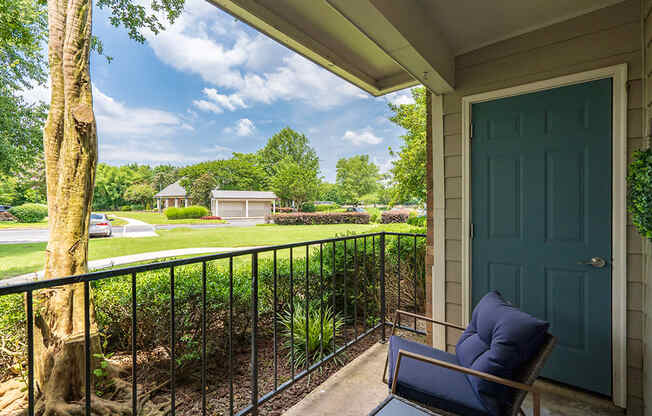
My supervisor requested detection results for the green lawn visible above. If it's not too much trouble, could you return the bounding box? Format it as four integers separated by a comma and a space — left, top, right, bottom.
104, 211, 226, 225
0, 223, 418, 279
0, 219, 48, 229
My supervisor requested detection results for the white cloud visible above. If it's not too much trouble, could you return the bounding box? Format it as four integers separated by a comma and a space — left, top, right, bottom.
235, 118, 255, 136
224, 118, 255, 136
373, 156, 397, 174
145, 0, 368, 110
342, 129, 383, 146
384, 88, 416, 106
93, 86, 193, 137
19, 80, 51, 104
193, 88, 247, 114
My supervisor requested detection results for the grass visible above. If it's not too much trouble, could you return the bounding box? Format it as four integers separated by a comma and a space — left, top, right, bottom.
104, 211, 226, 225
0, 219, 48, 229
0, 223, 420, 279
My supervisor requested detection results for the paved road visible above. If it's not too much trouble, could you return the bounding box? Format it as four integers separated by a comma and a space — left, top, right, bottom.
0, 218, 265, 244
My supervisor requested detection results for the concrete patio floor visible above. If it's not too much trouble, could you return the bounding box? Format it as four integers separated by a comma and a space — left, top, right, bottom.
283, 341, 624, 416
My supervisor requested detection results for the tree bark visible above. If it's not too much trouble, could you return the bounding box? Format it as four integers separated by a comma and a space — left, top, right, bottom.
34, 0, 101, 412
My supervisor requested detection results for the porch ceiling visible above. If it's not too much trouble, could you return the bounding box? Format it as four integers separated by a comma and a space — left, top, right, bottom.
207, 0, 625, 96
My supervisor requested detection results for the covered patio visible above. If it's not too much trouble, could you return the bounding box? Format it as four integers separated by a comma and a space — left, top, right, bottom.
211, 0, 651, 414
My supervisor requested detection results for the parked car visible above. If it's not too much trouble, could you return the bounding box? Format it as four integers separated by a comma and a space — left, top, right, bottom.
89, 213, 113, 237
0, 205, 11, 212
346, 207, 366, 213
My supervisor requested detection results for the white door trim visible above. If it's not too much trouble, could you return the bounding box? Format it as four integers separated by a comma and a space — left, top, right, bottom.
458, 64, 628, 407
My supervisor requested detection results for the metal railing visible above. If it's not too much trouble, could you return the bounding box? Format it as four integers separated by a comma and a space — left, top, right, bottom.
0, 231, 426, 416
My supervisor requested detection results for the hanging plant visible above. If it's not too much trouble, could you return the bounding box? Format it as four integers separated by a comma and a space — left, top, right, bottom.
627, 148, 652, 239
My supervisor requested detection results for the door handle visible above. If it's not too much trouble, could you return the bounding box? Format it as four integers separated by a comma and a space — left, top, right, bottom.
577, 257, 607, 268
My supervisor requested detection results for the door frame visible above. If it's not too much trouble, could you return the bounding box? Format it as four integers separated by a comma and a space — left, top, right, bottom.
459, 64, 628, 407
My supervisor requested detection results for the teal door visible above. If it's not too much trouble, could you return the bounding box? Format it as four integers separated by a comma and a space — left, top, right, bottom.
471, 79, 612, 395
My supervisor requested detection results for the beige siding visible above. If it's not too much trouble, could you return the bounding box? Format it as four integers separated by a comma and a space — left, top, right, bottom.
438, 0, 647, 411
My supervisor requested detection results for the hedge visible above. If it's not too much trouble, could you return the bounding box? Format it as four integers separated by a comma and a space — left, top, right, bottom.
407, 216, 426, 227
0, 230, 426, 382
8, 203, 48, 223
381, 210, 409, 224
164, 205, 210, 220
314, 204, 340, 212
270, 212, 370, 225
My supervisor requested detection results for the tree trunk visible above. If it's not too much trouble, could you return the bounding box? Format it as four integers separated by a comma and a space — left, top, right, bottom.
34, 0, 101, 411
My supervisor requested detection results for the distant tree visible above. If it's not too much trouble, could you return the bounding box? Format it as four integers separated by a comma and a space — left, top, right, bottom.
152, 164, 180, 191
258, 127, 319, 177
179, 152, 268, 191
270, 157, 321, 209
124, 183, 155, 207
335, 155, 380, 204
188, 173, 217, 208
319, 181, 341, 204
388, 87, 427, 204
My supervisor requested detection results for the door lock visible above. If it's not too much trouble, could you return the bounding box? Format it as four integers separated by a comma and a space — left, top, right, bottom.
577, 257, 607, 268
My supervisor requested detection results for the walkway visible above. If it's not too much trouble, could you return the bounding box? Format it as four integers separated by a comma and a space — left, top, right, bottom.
113, 215, 158, 238
283, 342, 624, 416
0, 246, 263, 287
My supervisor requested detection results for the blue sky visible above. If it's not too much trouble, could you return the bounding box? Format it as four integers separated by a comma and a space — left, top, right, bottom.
26, 0, 416, 182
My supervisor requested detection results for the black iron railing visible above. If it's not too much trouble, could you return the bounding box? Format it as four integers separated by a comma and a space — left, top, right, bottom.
0, 231, 426, 416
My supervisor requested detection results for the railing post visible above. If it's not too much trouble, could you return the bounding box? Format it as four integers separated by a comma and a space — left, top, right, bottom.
379, 232, 386, 343
251, 253, 259, 415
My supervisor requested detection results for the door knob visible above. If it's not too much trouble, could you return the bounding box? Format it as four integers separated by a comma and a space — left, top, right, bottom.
577, 257, 607, 268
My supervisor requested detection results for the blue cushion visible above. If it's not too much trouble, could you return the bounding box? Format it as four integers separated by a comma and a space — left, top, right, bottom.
456, 291, 549, 416
387, 335, 491, 416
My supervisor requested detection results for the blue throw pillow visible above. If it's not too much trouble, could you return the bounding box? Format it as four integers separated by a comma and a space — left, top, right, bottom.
455, 291, 549, 416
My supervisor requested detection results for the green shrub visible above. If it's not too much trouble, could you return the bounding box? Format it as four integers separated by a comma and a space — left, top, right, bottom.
8, 203, 48, 222
300, 202, 316, 212
164, 205, 209, 220
93, 263, 252, 369
627, 148, 652, 239
120, 205, 132, 211
279, 301, 344, 369
314, 204, 340, 212
0, 294, 25, 382
407, 216, 426, 227
131, 204, 145, 211
366, 207, 381, 223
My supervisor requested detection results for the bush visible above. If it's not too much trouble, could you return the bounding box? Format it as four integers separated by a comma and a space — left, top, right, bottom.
0, 295, 25, 382
93, 263, 252, 369
8, 203, 48, 222
279, 302, 344, 369
271, 212, 370, 225
381, 210, 409, 224
120, 205, 132, 211
300, 202, 316, 212
407, 215, 426, 227
627, 148, 652, 239
200, 216, 222, 220
164, 205, 210, 220
366, 207, 381, 223
131, 204, 144, 211
278, 207, 294, 213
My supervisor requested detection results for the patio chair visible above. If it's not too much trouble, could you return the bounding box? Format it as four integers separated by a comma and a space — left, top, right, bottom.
383, 291, 556, 416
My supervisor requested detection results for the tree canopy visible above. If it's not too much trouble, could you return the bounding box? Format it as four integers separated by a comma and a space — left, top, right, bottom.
388, 87, 427, 203
270, 156, 321, 209
335, 155, 380, 204
257, 127, 319, 176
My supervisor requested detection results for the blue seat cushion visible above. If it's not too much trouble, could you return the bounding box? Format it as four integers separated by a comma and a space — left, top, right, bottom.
387, 335, 491, 416
456, 291, 549, 416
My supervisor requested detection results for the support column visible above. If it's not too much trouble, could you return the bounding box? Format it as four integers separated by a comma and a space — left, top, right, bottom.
184, 199, 188, 207
175, 199, 179, 208
157, 199, 161, 212
272, 200, 276, 214
245, 200, 249, 218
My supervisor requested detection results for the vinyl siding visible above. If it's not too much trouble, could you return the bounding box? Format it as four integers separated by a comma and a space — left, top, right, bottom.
437, 0, 646, 410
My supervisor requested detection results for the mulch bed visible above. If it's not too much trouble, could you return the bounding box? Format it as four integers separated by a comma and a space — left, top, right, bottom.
112, 324, 389, 415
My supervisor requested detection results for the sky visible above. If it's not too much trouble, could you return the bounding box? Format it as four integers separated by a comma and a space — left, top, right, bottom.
23, 0, 416, 182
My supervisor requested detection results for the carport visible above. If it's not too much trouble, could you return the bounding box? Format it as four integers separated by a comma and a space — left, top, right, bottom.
210, 190, 277, 218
